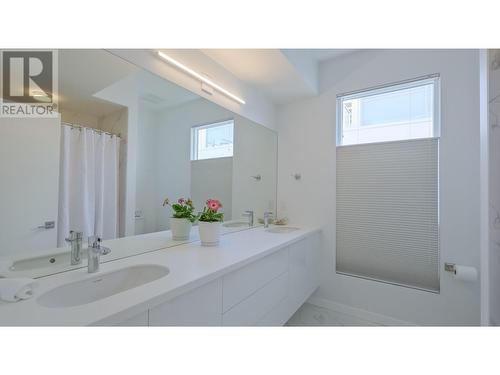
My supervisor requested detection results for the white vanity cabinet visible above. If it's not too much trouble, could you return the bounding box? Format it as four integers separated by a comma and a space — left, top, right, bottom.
149, 279, 222, 326
222, 249, 288, 312
223, 270, 289, 325
289, 234, 321, 306
222, 249, 289, 326
110, 231, 321, 327
256, 234, 321, 326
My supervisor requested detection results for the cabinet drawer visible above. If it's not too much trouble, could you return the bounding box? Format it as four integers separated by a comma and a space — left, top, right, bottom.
223, 249, 288, 312
149, 279, 222, 326
222, 271, 288, 326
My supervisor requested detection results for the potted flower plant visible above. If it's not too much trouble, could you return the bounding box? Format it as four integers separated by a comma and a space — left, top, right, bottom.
163, 197, 197, 241
198, 199, 224, 246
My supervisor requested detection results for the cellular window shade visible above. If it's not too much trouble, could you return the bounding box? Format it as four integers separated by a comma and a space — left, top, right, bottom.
336, 138, 439, 292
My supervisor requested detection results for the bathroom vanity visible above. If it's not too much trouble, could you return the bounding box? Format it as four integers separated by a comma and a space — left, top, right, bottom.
0, 226, 321, 326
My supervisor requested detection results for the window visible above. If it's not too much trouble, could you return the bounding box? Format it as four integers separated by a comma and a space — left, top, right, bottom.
191, 120, 234, 160
336, 75, 440, 292
337, 76, 440, 146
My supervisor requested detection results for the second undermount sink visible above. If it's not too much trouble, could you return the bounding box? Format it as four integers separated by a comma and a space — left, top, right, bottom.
37, 264, 169, 308
5, 248, 109, 273
8, 251, 85, 272
265, 226, 300, 234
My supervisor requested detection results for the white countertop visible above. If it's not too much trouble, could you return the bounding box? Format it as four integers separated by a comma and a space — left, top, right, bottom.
0, 220, 261, 278
0, 226, 320, 326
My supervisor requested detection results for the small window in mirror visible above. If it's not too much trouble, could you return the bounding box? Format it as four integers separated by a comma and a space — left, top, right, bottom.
191, 120, 234, 160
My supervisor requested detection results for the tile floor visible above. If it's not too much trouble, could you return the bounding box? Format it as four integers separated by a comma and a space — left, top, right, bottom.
286, 303, 381, 326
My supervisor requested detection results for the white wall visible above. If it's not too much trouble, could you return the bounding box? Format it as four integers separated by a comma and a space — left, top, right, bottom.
60, 110, 99, 128
135, 99, 225, 233
276, 50, 481, 325
191, 157, 233, 220
232, 118, 277, 220
488, 49, 500, 325
135, 103, 160, 234
154, 101, 199, 231
0, 116, 61, 257
135, 98, 277, 233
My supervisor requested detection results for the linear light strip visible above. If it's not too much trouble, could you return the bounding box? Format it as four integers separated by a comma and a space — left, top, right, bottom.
157, 51, 246, 105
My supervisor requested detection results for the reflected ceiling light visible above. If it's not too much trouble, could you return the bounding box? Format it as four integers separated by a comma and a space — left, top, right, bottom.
157, 51, 246, 105
32, 90, 52, 103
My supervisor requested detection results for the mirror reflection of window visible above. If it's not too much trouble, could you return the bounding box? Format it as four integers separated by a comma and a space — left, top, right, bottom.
191, 120, 234, 160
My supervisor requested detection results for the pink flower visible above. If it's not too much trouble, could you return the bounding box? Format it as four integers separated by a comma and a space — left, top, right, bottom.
178, 198, 185, 204
207, 199, 222, 212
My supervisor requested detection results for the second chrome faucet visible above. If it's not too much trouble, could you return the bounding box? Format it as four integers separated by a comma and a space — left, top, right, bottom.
66, 231, 112, 272
242, 210, 254, 227
264, 211, 273, 228
87, 237, 111, 273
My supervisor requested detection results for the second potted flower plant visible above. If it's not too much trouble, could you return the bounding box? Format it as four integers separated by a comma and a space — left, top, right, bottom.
198, 199, 224, 246
163, 197, 197, 241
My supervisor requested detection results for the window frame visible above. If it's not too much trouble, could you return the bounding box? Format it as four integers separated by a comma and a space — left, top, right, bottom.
190, 119, 235, 161
336, 74, 441, 147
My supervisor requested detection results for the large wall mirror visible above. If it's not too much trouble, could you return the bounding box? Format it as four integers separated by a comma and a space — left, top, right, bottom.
0, 49, 277, 278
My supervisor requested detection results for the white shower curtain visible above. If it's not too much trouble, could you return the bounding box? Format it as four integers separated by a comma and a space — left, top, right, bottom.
57, 124, 120, 247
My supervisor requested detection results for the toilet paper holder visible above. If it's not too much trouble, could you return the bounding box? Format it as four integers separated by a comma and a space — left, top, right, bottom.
444, 263, 456, 273
444, 262, 478, 282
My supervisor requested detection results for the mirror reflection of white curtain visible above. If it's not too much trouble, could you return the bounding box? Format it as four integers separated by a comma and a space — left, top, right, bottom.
57, 125, 119, 246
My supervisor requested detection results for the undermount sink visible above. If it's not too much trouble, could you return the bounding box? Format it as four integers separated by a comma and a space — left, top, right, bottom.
37, 264, 169, 308
223, 221, 250, 228
8, 251, 85, 272
265, 226, 300, 234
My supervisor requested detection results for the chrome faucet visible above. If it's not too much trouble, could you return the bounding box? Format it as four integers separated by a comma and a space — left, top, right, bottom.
264, 211, 273, 228
66, 231, 83, 265
242, 210, 254, 227
87, 236, 111, 273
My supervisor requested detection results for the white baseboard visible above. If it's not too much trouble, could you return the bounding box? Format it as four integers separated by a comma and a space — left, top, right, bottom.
307, 297, 416, 326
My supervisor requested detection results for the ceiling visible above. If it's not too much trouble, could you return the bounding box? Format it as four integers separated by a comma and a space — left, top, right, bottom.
94, 68, 200, 111
58, 50, 199, 118
135, 70, 200, 110
43, 49, 358, 118
58, 49, 139, 117
286, 49, 357, 62
201, 49, 357, 105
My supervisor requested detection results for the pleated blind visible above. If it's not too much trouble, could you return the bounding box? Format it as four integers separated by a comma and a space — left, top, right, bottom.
336, 138, 439, 292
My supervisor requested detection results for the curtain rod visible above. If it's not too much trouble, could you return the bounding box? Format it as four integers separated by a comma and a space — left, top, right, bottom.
62, 122, 121, 139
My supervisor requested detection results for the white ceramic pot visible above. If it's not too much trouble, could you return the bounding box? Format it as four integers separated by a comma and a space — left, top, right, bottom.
198, 221, 221, 246
170, 218, 192, 241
